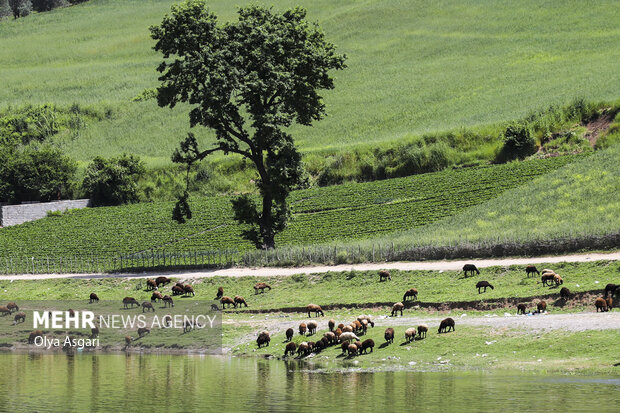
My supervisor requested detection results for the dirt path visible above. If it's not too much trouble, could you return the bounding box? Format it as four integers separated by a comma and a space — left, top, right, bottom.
1, 251, 618, 280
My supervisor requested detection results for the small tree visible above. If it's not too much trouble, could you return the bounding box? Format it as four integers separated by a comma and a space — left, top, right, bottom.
82, 154, 145, 206
497, 122, 537, 162
150, 1, 346, 249
8, 0, 31, 18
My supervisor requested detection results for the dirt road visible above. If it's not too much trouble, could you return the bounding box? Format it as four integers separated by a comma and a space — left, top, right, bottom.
1, 251, 618, 280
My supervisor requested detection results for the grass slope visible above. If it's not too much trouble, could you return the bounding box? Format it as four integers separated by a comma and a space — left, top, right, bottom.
1, 0, 619, 164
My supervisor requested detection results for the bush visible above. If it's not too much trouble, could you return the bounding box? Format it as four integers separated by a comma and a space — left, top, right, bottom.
82, 154, 146, 206
7, 0, 31, 18
496, 122, 537, 162
31, 0, 65, 12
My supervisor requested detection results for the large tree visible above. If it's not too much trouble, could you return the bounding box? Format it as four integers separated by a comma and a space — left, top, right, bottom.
150, 1, 346, 249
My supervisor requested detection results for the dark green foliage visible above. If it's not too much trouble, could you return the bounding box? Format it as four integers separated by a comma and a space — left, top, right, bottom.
82, 154, 146, 206
31, 0, 64, 12
7, 0, 31, 19
496, 122, 537, 162
172, 191, 192, 224
151, 1, 345, 249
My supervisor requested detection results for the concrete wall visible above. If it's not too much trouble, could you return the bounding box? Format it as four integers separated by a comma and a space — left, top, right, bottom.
0, 199, 91, 227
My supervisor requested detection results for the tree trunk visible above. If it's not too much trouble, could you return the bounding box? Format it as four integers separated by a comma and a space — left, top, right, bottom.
260, 190, 275, 249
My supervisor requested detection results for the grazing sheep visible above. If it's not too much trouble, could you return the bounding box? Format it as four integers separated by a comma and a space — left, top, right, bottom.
405, 328, 416, 343
307, 341, 315, 353
220, 296, 235, 309
537, 301, 547, 313
324, 331, 336, 344
347, 344, 358, 356
328, 319, 336, 332
254, 283, 272, 294
307, 320, 318, 335
517, 304, 527, 315
284, 342, 297, 356
379, 270, 392, 282
438, 318, 455, 333
352, 320, 363, 333
321, 336, 329, 347
89, 293, 99, 304
142, 302, 155, 312
595, 297, 608, 312
314, 340, 325, 352
183, 319, 193, 333
525, 265, 540, 276
155, 276, 172, 287
606, 297, 613, 311
343, 325, 353, 333
210, 304, 220, 311
356, 315, 375, 328
183, 285, 196, 297
172, 285, 185, 296
123, 297, 140, 309
361, 339, 375, 354
560, 287, 571, 300
297, 342, 309, 357
215, 287, 224, 300
417, 324, 428, 339
151, 291, 164, 302
384, 328, 395, 344
334, 328, 342, 339
360, 319, 369, 334
553, 274, 563, 286
285, 328, 294, 342
68, 309, 75, 317
91, 326, 99, 338
476, 281, 494, 294
306, 304, 324, 317
391, 302, 404, 317
339, 332, 360, 343
28, 330, 43, 344
257, 332, 270, 348
403, 288, 418, 301
337, 323, 345, 330
540, 274, 555, 286
604, 284, 617, 298
125, 336, 132, 347
341, 341, 350, 354
13, 312, 26, 325
146, 279, 157, 291
234, 295, 248, 308
463, 264, 480, 277
162, 315, 172, 327
299, 323, 307, 336
541, 269, 555, 275
163, 295, 174, 308
6, 302, 18, 313
137, 327, 150, 337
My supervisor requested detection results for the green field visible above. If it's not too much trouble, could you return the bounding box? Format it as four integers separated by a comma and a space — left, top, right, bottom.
1, 0, 619, 167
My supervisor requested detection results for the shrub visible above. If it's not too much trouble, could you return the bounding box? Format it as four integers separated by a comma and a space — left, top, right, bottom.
496, 122, 537, 162
31, 0, 65, 12
82, 154, 146, 206
7, 0, 31, 18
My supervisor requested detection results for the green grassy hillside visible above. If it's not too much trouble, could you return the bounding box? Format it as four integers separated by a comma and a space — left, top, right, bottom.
1, 0, 618, 166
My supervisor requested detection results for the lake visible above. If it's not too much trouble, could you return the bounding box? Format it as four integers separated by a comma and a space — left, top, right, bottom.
0, 354, 617, 412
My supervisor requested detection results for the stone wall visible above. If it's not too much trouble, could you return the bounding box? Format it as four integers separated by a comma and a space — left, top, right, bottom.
0, 199, 91, 227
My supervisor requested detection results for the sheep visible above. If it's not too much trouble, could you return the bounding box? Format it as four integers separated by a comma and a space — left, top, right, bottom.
254, 282, 272, 294
183, 285, 196, 297
314, 339, 325, 352
324, 331, 336, 344
68, 309, 75, 317
560, 287, 571, 300
89, 293, 99, 304
183, 319, 194, 333
220, 296, 235, 309
604, 284, 617, 298
614, 286, 620, 298
172, 285, 185, 296
146, 279, 157, 291
307, 341, 315, 352
356, 315, 375, 328
341, 341, 350, 354
438, 317, 455, 333
122, 297, 140, 309
257, 332, 270, 348
6, 302, 18, 313
13, 312, 26, 325
343, 325, 353, 333
352, 320, 363, 333
606, 297, 613, 311
337, 323, 345, 330
405, 328, 416, 343
28, 330, 43, 344
137, 327, 150, 337
155, 276, 172, 287
163, 295, 174, 308
540, 274, 555, 286
151, 291, 164, 302
125, 336, 132, 347
297, 342, 309, 357
403, 288, 418, 301
463, 264, 480, 277
210, 304, 220, 311
417, 324, 428, 339
537, 301, 547, 313
360, 319, 369, 334
162, 315, 172, 327
347, 344, 358, 357
334, 328, 342, 339
391, 302, 404, 317
361, 339, 375, 354
595, 297, 608, 312
553, 274, 563, 286
306, 304, 324, 317
284, 342, 297, 356
307, 320, 318, 335
234, 295, 248, 308
91, 326, 99, 338
384, 328, 395, 344
142, 302, 155, 312
299, 322, 307, 336
475, 281, 494, 294
215, 287, 224, 300
339, 332, 360, 343
328, 319, 335, 332
321, 336, 330, 348
541, 269, 555, 275
379, 270, 392, 281
517, 304, 527, 315
525, 265, 540, 276
286, 328, 294, 342
1, 306, 14, 316
175, 282, 185, 288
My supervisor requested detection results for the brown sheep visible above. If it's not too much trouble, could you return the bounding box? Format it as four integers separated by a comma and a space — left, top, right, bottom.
384, 328, 395, 344
438, 317, 455, 333
183, 319, 194, 333
361, 339, 375, 354
604, 284, 617, 298
234, 295, 248, 308
297, 342, 309, 357
537, 301, 547, 313
299, 322, 307, 336
285, 328, 294, 342
146, 279, 157, 291
125, 336, 132, 347
215, 287, 224, 300
284, 342, 297, 356
540, 274, 555, 287
324, 331, 336, 344
314, 340, 325, 352
553, 274, 563, 286
1, 306, 14, 316
254, 283, 272, 294
307, 320, 318, 335
517, 304, 527, 315
463, 264, 480, 277
122, 297, 140, 309
403, 288, 418, 301
476, 281, 494, 294
337, 323, 345, 330
417, 324, 428, 339
151, 291, 164, 302
172, 285, 185, 296
347, 344, 358, 357
220, 296, 235, 309
525, 265, 540, 276
341, 341, 350, 354
306, 304, 324, 317
595, 297, 608, 312
334, 328, 342, 339
360, 319, 369, 334
379, 270, 392, 282
356, 315, 375, 328
13, 312, 26, 325
91, 326, 99, 338
321, 336, 330, 348
391, 302, 404, 317
342, 325, 353, 333
89, 293, 99, 303
155, 276, 172, 287
352, 320, 363, 333
163, 295, 174, 308
6, 302, 18, 313
162, 315, 172, 327
257, 332, 270, 348
560, 287, 571, 300
541, 269, 555, 275
606, 297, 613, 311
405, 328, 416, 343
28, 330, 43, 344
137, 327, 150, 337
142, 302, 155, 312
183, 285, 195, 297
328, 319, 335, 331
